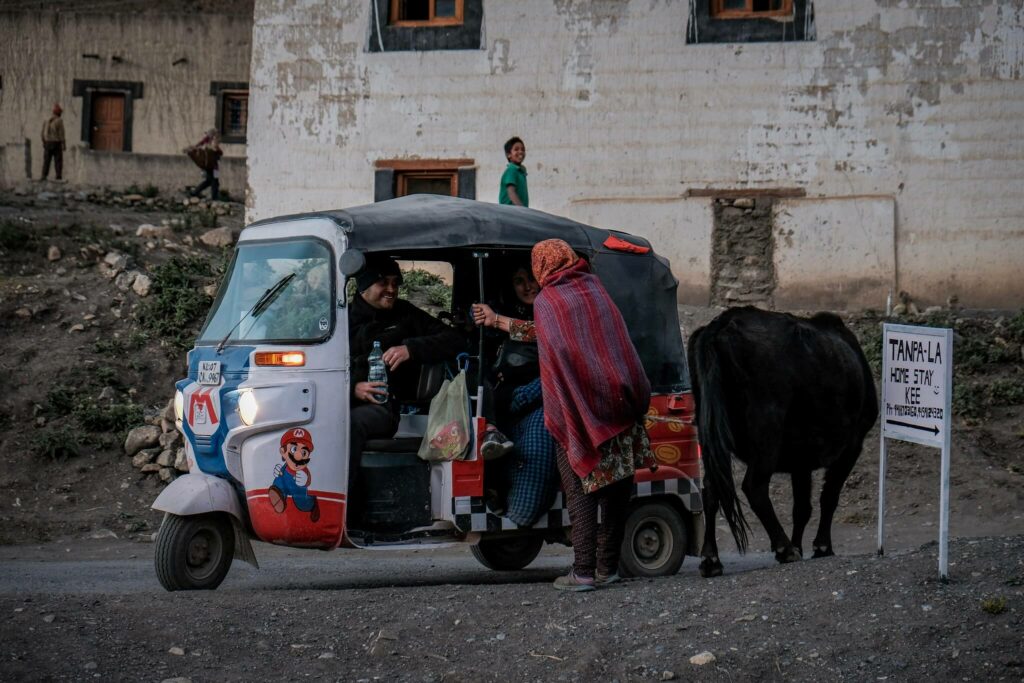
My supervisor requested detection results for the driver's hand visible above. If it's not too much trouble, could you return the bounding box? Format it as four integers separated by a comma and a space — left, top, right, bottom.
355, 381, 388, 403
472, 303, 496, 328
382, 345, 410, 371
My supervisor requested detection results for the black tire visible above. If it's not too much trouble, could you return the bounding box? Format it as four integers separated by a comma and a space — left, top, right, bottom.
154, 513, 235, 591
619, 501, 687, 578
470, 535, 544, 571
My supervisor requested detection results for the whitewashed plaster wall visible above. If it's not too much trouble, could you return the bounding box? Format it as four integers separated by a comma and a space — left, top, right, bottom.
248, 0, 1024, 309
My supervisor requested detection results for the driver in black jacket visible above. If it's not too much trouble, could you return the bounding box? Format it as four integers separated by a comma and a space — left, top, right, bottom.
347, 255, 465, 522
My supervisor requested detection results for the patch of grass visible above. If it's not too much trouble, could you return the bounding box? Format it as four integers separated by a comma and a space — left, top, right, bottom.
72, 399, 142, 433
856, 322, 884, 376
135, 256, 216, 351
32, 427, 81, 461
980, 596, 1006, 615
88, 365, 124, 389
953, 377, 1024, 417
124, 183, 142, 195
45, 385, 77, 417
1005, 311, 1024, 344
990, 378, 1024, 406
0, 219, 36, 251
197, 209, 218, 228
142, 184, 159, 198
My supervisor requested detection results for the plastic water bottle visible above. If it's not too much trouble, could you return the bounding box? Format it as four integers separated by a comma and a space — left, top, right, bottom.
367, 341, 388, 404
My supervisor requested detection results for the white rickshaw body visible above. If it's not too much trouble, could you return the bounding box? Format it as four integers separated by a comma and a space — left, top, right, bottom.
153, 196, 703, 591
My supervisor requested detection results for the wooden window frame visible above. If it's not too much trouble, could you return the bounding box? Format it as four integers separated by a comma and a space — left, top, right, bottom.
219, 90, 249, 140
397, 170, 458, 197
210, 81, 249, 144
374, 158, 476, 202
711, 0, 792, 19
389, 0, 464, 27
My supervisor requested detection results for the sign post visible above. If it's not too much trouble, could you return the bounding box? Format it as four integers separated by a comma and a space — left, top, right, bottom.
878, 324, 954, 580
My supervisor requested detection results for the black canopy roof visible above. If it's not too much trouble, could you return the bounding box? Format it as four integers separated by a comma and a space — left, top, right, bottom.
251, 195, 689, 392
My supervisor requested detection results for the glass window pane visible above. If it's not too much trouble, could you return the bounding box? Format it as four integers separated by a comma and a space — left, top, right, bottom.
200, 240, 334, 344
399, 0, 429, 20
404, 175, 453, 196
723, 0, 746, 9
435, 0, 456, 17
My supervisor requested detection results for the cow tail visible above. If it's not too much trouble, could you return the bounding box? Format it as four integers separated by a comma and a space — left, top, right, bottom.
694, 334, 750, 553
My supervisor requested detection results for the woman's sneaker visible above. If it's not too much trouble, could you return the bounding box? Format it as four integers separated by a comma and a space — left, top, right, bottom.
553, 570, 596, 592
595, 571, 621, 586
480, 426, 514, 460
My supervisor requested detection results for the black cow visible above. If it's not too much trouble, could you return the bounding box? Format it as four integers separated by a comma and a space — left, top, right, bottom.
687, 307, 878, 577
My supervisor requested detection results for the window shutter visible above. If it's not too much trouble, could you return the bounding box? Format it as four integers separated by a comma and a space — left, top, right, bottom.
457, 167, 476, 200
374, 168, 396, 202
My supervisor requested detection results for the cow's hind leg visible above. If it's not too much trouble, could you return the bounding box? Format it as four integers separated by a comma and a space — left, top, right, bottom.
699, 484, 724, 577
812, 444, 860, 558
789, 468, 812, 558
742, 465, 801, 564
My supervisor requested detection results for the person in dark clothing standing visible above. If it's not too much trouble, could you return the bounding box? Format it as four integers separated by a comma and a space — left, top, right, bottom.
347, 255, 465, 522
41, 103, 66, 181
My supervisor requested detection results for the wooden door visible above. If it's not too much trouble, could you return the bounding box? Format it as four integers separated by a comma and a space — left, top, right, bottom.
91, 93, 125, 151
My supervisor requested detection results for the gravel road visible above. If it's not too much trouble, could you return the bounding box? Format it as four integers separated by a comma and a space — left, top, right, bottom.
1, 535, 1021, 682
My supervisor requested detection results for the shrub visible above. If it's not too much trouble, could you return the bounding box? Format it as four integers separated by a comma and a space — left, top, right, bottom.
0, 220, 35, 251
135, 256, 217, 351
32, 427, 81, 461
142, 184, 159, 198
981, 596, 1006, 615
73, 399, 143, 433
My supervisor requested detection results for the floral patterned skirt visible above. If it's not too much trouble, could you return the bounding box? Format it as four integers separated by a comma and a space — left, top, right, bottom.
580, 421, 657, 494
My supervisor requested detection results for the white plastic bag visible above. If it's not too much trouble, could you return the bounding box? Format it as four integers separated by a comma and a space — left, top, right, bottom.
417, 371, 471, 461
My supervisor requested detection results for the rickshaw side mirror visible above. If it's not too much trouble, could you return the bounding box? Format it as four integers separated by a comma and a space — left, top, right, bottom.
339, 249, 366, 276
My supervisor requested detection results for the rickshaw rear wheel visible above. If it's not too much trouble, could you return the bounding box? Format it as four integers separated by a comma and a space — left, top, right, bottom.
471, 535, 544, 571
155, 513, 235, 591
619, 501, 687, 578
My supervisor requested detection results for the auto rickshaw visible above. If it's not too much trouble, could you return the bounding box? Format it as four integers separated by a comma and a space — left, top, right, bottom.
153, 194, 702, 590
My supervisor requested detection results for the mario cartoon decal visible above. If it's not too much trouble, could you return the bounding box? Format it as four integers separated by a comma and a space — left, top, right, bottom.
268, 428, 320, 522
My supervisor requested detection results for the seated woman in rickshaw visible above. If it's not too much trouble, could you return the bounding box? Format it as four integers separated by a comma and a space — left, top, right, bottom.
472, 264, 559, 527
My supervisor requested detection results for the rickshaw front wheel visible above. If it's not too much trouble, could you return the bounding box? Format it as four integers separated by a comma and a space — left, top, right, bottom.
155, 513, 235, 591
619, 501, 687, 578
471, 535, 544, 571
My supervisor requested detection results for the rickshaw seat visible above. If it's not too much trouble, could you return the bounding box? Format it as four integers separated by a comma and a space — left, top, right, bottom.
361, 363, 445, 454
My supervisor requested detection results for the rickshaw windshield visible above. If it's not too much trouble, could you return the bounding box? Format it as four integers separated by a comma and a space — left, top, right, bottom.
198, 238, 334, 345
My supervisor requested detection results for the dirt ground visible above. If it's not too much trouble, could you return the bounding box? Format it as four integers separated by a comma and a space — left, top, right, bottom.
0, 187, 1022, 681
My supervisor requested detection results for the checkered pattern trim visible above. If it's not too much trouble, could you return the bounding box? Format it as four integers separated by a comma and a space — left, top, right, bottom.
452, 476, 702, 533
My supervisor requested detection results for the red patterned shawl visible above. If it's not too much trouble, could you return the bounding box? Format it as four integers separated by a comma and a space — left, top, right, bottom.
533, 257, 651, 478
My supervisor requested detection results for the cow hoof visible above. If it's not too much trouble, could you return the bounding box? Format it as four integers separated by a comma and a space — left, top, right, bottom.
699, 558, 724, 578
812, 546, 834, 558
775, 547, 802, 564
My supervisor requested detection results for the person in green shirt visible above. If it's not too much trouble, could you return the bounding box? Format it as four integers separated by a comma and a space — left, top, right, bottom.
498, 136, 529, 207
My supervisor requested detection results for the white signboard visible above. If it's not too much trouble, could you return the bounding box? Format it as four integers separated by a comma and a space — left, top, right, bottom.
881, 325, 952, 447
878, 323, 954, 580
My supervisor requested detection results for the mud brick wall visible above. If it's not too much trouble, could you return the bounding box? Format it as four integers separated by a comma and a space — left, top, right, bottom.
711, 198, 776, 309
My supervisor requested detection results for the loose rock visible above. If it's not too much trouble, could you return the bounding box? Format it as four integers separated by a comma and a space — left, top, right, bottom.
124, 425, 162, 456
199, 227, 236, 248
132, 273, 152, 297
689, 652, 716, 666
47, 245, 62, 261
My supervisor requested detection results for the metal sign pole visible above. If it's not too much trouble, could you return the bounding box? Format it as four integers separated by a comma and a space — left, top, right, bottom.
877, 433, 887, 556
938, 328, 953, 581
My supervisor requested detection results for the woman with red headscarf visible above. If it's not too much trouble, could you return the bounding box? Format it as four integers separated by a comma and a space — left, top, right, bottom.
531, 238, 655, 591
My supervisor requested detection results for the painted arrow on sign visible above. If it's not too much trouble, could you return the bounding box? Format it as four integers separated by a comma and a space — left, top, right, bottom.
885, 419, 940, 435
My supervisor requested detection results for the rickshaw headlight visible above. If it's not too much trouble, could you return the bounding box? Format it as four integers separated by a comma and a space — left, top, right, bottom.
174, 390, 184, 422
238, 390, 258, 426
